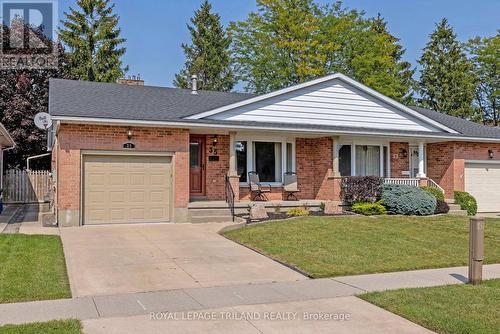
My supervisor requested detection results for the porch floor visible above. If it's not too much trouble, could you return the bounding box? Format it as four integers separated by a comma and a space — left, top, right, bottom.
188, 199, 324, 209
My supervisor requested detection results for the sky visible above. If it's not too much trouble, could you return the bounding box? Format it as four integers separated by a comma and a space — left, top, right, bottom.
56, 0, 500, 90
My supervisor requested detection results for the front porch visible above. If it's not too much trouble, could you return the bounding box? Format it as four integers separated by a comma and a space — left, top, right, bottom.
188, 132, 445, 206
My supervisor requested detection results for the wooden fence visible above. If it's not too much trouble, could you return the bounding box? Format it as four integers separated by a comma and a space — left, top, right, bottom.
2, 169, 51, 203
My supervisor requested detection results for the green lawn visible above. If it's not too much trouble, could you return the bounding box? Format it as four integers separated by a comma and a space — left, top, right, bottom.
224, 215, 500, 277
0, 235, 71, 303
360, 279, 500, 334
0, 319, 82, 334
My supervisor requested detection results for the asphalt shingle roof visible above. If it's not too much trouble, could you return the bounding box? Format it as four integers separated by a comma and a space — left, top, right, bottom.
49, 79, 500, 140
49, 78, 254, 121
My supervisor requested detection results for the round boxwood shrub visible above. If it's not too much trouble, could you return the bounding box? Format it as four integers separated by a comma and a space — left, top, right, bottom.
382, 184, 437, 216
421, 186, 445, 201
352, 200, 387, 216
454, 191, 478, 216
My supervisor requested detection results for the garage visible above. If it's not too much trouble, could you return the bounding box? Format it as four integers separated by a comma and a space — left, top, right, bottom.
83, 154, 172, 225
465, 162, 500, 212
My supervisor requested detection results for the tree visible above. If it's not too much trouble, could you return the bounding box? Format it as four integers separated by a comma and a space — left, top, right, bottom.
468, 31, 500, 125
322, 11, 415, 103
0, 19, 69, 169
174, 1, 235, 91
59, 0, 127, 82
230, 0, 328, 93
230, 0, 414, 102
418, 18, 477, 118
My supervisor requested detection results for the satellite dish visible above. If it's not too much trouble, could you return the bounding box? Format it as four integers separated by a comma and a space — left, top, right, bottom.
34, 112, 53, 130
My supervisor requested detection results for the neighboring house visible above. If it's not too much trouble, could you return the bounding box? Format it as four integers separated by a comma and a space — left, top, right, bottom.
48, 73, 500, 226
0, 123, 15, 190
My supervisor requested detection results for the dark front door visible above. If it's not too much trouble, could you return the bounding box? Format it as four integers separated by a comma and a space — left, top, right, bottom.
190, 136, 205, 196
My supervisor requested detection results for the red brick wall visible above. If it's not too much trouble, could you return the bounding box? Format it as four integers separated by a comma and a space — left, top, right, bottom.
390, 142, 410, 177
427, 141, 500, 198
204, 135, 229, 200
55, 124, 190, 215
296, 137, 337, 200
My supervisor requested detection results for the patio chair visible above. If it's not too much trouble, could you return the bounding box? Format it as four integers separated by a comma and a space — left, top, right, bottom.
248, 171, 271, 201
284, 172, 300, 200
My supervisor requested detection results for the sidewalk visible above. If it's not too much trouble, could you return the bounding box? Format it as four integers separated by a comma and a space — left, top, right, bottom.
1, 264, 499, 326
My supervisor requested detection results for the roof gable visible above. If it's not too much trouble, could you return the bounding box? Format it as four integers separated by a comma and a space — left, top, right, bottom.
186, 73, 457, 133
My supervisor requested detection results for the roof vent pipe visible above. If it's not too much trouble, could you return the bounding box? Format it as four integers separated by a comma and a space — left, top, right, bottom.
191, 74, 198, 95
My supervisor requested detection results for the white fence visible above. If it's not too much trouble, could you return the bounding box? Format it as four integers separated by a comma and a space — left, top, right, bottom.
384, 178, 420, 187
2, 169, 51, 203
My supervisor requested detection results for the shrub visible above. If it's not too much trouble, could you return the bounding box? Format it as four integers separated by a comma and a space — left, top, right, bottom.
287, 207, 309, 217
319, 202, 326, 212
352, 201, 387, 216
434, 200, 450, 214
454, 191, 478, 216
382, 184, 437, 216
341, 176, 383, 205
421, 186, 445, 201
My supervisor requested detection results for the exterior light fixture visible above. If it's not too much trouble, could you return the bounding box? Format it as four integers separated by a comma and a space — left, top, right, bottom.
127, 129, 133, 140
488, 149, 494, 159
212, 135, 218, 146
400, 148, 408, 159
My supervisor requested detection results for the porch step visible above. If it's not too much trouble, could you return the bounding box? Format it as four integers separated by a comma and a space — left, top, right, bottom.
448, 204, 462, 211
189, 208, 233, 217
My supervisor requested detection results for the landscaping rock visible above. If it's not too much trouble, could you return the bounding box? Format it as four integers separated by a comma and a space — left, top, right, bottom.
323, 201, 343, 215
250, 204, 268, 220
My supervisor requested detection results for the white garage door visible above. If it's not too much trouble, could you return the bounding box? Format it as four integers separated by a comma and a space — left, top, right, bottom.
465, 162, 500, 212
83, 155, 172, 225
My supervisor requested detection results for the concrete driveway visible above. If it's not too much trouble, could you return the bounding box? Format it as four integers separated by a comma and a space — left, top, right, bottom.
60, 223, 305, 297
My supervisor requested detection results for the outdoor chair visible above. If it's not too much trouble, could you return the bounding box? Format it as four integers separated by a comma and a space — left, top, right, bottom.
284, 172, 300, 200
248, 171, 271, 201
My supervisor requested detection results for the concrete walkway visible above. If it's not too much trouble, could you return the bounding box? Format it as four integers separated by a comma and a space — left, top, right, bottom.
1, 264, 498, 326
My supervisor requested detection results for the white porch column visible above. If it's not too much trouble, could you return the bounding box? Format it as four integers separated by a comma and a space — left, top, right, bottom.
332, 136, 341, 177
228, 131, 237, 176
417, 142, 426, 178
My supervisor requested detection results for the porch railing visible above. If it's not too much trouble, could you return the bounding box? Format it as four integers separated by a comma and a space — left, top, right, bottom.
427, 178, 445, 194
224, 175, 235, 222
384, 178, 420, 187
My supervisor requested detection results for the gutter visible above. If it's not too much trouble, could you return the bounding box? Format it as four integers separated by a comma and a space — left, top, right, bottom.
50, 115, 500, 143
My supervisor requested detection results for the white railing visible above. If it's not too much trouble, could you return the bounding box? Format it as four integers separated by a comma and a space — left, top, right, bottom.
427, 179, 445, 194
384, 178, 420, 187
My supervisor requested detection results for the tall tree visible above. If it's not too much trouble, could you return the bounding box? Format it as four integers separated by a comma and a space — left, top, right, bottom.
468, 31, 500, 125
418, 18, 476, 118
230, 0, 414, 102
0, 19, 68, 169
322, 10, 415, 103
174, 0, 235, 91
230, 0, 328, 93
59, 0, 127, 82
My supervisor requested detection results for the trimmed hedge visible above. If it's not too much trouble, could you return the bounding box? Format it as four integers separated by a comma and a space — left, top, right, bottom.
454, 191, 478, 216
341, 176, 383, 205
435, 200, 450, 214
382, 184, 437, 216
287, 207, 309, 217
352, 201, 387, 216
421, 186, 445, 201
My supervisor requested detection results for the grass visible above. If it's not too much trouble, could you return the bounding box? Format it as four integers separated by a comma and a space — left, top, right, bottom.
0, 234, 71, 303
223, 215, 500, 277
360, 279, 500, 334
0, 319, 82, 334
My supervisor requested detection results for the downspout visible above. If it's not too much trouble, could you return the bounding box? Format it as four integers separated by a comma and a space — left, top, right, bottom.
26, 153, 52, 171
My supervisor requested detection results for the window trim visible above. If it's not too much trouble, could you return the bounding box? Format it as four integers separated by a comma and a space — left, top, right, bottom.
236, 136, 296, 187
337, 139, 391, 178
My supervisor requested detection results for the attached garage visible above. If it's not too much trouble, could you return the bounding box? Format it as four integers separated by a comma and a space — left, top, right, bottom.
465, 162, 500, 212
83, 154, 172, 225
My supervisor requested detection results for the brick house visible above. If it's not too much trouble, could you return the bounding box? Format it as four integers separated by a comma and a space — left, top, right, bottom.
48, 73, 500, 226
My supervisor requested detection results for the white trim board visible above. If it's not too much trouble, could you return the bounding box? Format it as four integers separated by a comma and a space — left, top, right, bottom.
185, 73, 458, 134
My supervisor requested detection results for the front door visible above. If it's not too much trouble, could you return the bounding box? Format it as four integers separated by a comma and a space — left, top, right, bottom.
189, 136, 205, 196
